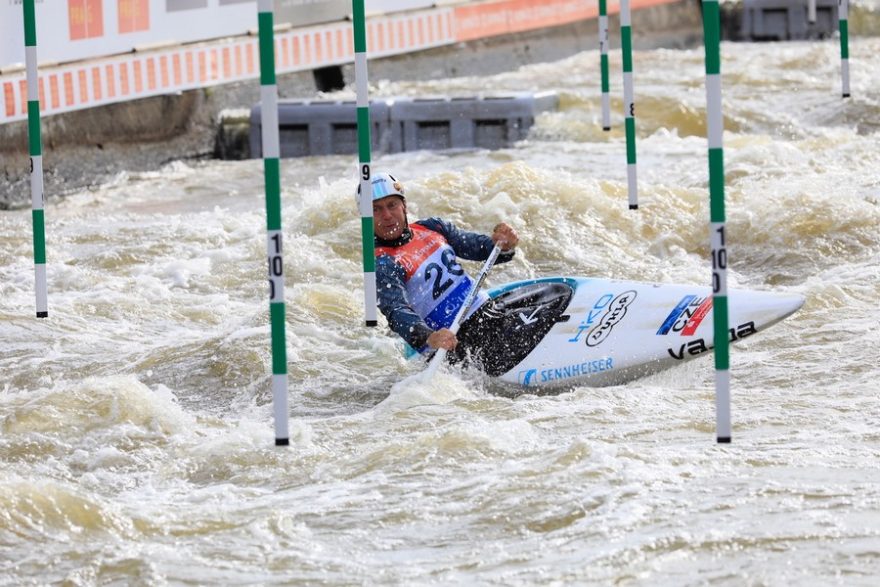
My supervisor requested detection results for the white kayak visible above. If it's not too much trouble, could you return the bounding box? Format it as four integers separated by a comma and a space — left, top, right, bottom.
445, 276, 805, 388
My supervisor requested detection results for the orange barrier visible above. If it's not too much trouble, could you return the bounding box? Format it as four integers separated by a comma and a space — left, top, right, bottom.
0, 0, 679, 126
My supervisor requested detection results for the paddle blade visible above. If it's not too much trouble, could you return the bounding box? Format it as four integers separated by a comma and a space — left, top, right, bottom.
422, 348, 447, 381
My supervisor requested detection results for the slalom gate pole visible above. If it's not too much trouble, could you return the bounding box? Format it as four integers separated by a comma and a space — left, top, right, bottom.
257, 0, 289, 446
352, 0, 378, 327
599, 0, 611, 131
23, 0, 48, 318
702, 0, 731, 443
839, 0, 850, 98
620, 0, 638, 210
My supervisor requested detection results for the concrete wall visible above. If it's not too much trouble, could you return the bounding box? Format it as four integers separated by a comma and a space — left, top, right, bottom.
0, 0, 702, 210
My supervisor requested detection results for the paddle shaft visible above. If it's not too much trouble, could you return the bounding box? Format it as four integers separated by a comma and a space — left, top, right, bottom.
423, 245, 503, 379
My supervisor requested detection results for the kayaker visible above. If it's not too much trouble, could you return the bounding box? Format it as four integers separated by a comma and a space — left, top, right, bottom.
360, 171, 519, 356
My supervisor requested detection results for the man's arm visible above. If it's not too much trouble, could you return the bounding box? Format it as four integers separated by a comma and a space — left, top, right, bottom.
417, 217, 517, 263
376, 254, 434, 350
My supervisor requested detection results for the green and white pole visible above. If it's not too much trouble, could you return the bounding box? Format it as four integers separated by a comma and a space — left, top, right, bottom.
257, 0, 289, 446
352, 0, 377, 327
621, 0, 638, 210
702, 0, 731, 443
598, 0, 611, 131
839, 0, 850, 98
23, 0, 48, 318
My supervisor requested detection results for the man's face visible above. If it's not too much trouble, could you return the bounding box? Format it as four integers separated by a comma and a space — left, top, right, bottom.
373, 195, 407, 240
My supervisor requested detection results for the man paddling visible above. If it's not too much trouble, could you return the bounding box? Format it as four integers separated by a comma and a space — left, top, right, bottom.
360, 172, 519, 356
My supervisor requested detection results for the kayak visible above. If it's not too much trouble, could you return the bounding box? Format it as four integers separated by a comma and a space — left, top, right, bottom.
443, 276, 804, 388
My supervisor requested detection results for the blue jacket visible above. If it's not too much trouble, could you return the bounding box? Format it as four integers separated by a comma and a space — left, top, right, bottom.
375, 217, 515, 351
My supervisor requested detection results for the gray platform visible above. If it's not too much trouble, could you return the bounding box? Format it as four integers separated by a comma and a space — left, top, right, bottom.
740, 0, 838, 41
248, 92, 559, 159
250, 99, 393, 159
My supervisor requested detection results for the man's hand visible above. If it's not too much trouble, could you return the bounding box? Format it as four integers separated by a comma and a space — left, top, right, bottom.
492, 222, 519, 252
427, 328, 458, 350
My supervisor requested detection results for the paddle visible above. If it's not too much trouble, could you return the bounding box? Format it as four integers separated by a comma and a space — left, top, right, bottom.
422, 244, 503, 381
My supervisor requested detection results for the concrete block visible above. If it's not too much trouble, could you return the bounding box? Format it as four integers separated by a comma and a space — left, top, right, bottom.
249, 99, 392, 158
388, 92, 559, 153
246, 92, 558, 159
741, 0, 838, 41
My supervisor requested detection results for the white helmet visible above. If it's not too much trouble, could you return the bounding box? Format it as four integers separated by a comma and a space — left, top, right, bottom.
357, 172, 405, 203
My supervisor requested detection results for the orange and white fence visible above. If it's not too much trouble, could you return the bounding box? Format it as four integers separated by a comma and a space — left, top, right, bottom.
1, 7, 454, 125
1, 0, 678, 126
